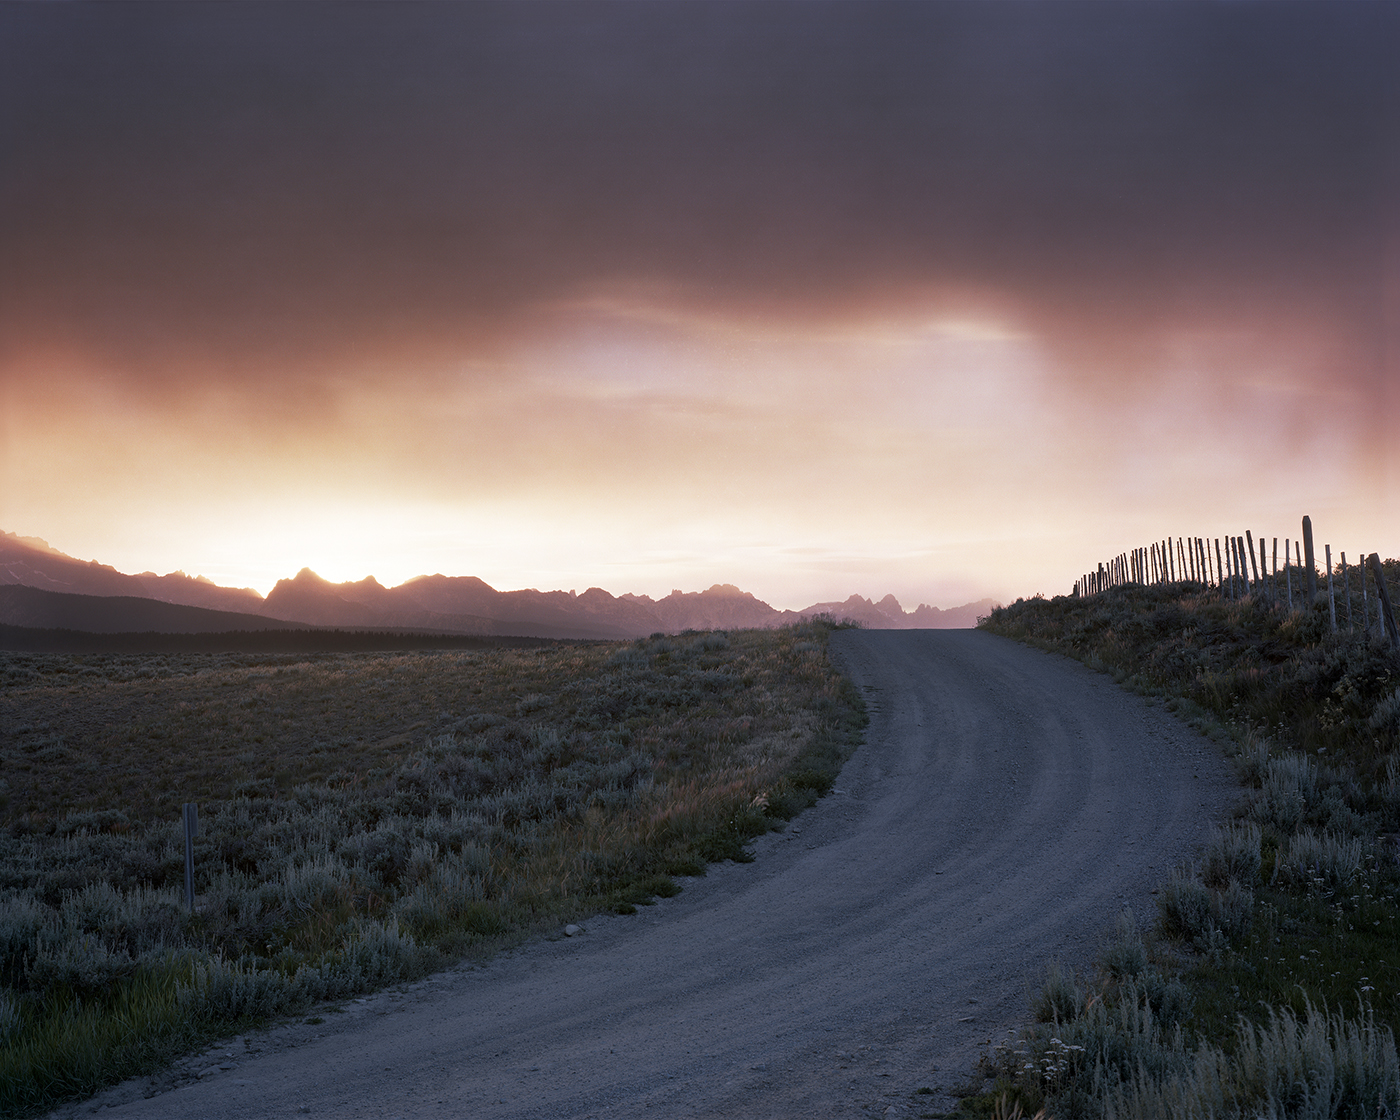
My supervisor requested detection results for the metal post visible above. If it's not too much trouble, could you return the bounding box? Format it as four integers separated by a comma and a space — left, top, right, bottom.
183, 802, 198, 914
1341, 552, 1352, 631
1326, 545, 1337, 632
1362, 556, 1371, 635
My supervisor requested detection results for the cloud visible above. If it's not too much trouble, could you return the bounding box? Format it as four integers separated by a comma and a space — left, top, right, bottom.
1, 2, 1395, 601
3, 3, 1393, 390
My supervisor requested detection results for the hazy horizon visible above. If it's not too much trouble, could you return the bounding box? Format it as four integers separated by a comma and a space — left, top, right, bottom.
4, 2, 1396, 609
2, 527, 1001, 614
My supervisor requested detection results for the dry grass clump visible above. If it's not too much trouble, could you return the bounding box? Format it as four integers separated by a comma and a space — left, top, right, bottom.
0, 621, 866, 1116
985, 927, 1398, 1118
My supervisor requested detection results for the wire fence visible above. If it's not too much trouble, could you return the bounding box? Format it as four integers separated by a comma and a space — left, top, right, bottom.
1072, 514, 1399, 648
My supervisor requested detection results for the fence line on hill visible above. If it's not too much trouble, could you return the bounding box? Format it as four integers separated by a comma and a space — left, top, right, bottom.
1072, 514, 1399, 649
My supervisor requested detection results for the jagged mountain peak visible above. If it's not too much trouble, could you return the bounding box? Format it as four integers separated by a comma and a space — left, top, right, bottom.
876, 593, 905, 615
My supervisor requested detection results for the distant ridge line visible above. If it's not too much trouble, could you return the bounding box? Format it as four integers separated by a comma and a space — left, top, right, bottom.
0, 531, 996, 642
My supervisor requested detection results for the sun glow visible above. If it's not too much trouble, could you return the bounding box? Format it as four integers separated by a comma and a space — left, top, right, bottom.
6, 286, 1391, 610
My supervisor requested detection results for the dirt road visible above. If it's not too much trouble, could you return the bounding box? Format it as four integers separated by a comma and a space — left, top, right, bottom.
68, 629, 1236, 1119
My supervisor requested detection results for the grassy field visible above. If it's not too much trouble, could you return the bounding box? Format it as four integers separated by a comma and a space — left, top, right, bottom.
0, 621, 866, 1118
969, 579, 1400, 1119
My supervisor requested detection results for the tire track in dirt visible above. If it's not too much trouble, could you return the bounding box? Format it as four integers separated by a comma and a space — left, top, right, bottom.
69, 630, 1237, 1119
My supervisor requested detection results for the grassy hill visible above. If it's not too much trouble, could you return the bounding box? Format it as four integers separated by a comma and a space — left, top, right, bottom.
972, 578, 1400, 1118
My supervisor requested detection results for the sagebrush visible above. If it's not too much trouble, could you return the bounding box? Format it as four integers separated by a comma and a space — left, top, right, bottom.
0, 621, 866, 1117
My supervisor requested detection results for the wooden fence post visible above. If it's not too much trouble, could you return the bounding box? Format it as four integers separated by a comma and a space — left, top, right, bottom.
1326, 544, 1337, 632
1271, 538, 1279, 604
1367, 554, 1399, 648
182, 802, 199, 914
1341, 552, 1352, 631
1355, 557, 1366, 630
1302, 516, 1318, 602
1215, 538, 1225, 598
1246, 530, 1260, 591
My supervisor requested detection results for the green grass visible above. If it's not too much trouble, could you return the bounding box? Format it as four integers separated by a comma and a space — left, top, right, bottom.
0, 621, 866, 1117
974, 577, 1400, 1118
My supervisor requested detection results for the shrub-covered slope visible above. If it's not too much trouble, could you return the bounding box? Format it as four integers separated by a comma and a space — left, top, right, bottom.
972, 581, 1400, 1119
0, 622, 865, 1117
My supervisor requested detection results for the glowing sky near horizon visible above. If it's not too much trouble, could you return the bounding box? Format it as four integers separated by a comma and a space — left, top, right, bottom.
2, 2, 1396, 609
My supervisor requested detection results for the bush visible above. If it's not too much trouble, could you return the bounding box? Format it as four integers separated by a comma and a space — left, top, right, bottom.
1105, 1000, 1400, 1120
1157, 867, 1253, 948
1099, 910, 1148, 980
1202, 822, 1262, 889
1032, 961, 1085, 1024
1271, 830, 1366, 891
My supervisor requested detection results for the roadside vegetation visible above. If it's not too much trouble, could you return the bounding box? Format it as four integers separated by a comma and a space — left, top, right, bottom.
0, 621, 866, 1118
966, 574, 1400, 1119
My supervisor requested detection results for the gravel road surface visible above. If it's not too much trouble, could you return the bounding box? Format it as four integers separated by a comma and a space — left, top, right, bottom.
64, 629, 1237, 1119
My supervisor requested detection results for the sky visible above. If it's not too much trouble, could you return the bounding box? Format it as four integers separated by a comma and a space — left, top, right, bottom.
2, 1, 1397, 609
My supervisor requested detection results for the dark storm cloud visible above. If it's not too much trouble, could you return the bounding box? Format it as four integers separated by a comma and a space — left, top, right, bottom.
2, 1, 1395, 387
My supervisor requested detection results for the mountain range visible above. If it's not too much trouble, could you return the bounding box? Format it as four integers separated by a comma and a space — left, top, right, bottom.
0, 531, 995, 641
